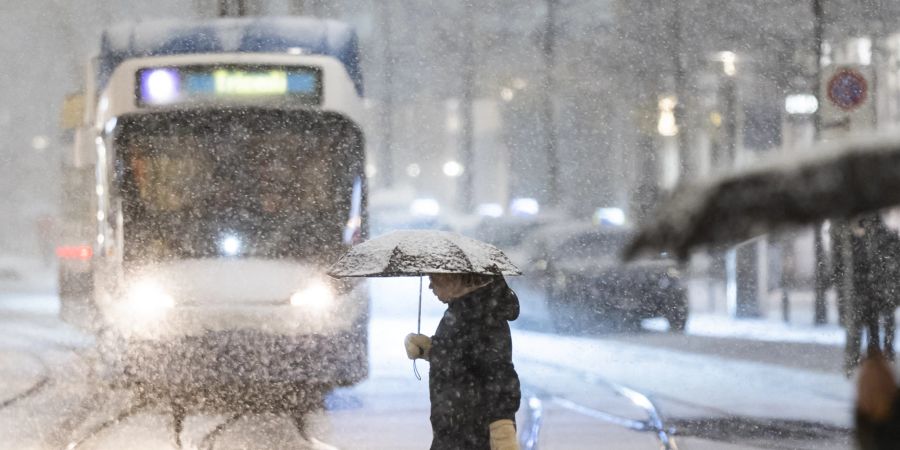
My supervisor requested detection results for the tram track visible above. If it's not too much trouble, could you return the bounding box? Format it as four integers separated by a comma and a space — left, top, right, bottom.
194, 412, 341, 450
59, 401, 342, 450
519, 391, 544, 450
0, 373, 50, 409
63, 399, 149, 449
197, 412, 243, 450
0, 320, 94, 413
519, 355, 851, 450
0, 350, 51, 411
519, 356, 678, 450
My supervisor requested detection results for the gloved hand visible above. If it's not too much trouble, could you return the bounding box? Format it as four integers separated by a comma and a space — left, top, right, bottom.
404, 333, 431, 360
489, 419, 519, 450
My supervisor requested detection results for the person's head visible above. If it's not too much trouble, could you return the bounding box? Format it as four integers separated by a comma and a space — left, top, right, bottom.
428, 273, 496, 303
853, 214, 883, 236
853, 217, 869, 237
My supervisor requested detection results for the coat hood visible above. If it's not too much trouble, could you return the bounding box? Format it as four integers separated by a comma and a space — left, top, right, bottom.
449, 277, 520, 323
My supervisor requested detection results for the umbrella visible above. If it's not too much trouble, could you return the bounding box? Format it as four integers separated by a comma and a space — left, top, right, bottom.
624, 132, 900, 261
328, 229, 521, 379
327, 229, 522, 278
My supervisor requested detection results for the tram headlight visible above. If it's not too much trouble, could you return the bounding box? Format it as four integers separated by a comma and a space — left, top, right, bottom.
290, 280, 334, 312
126, 279, 175, 312
220, 234, 242, 257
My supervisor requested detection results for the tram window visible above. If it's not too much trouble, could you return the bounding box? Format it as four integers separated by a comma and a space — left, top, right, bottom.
118, 114, 356, 260
128, 139, 212, 213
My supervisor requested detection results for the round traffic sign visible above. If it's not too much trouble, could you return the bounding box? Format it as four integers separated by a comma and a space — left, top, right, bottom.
827, 69, 868, 111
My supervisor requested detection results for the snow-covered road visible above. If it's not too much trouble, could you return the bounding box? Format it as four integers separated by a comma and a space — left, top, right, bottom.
0, 277, 858, 449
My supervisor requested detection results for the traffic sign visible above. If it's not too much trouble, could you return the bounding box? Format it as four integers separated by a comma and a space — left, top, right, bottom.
826, 68, 868, 111
819, 64, 875, 139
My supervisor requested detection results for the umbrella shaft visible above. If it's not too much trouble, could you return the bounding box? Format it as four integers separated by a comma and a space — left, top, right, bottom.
417, 276, 423, 334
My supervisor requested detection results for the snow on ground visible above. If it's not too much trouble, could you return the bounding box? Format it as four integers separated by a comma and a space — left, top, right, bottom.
0, 268, 861, 449
0, 349, 45, 404
0, 293, 92, 352
512, 328, 854, 426
369, 276, 856, 442
0, 256, 55, 294
644, 313, 846, 346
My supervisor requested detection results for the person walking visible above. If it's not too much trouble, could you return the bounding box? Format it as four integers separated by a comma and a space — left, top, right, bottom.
405, 273, 521, 450
862, 215, 900, 360
845, 215, 900, 375
846, 216, 877, 374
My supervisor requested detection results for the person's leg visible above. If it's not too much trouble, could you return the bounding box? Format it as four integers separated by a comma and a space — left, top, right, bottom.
846, 322, 863, 376
845, 297, 863, 376
867, 306, 881, 355
884, 307, 896, 360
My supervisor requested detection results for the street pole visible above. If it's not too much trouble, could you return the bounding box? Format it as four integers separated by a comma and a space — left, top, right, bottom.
290, 0, 321, 16
671, 0, 690, 180
812, 0, 829, 325
379, 0, 395, 188
459, 0, 475, 212
542, 0, 560, 207
290, 0, 323, 16
721, 57, 761, 318
218, 0, 249, 16
722, 74, 738, 165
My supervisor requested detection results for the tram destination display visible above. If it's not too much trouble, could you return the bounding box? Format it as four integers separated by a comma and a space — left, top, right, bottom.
136, 64, 322, 106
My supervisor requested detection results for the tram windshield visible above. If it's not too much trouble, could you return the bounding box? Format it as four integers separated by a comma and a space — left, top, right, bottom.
115, 109, 362, 263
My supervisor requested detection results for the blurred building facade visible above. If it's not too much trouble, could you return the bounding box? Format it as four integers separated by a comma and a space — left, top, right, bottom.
10, 0, 900, 258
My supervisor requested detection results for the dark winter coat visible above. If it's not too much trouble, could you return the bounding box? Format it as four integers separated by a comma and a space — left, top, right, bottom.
864, 218, 900, 309
852, 217, 900, 312
428, 278, 522, 450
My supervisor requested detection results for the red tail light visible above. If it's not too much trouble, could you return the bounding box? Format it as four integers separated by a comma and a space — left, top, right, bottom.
56, 245, 93, 261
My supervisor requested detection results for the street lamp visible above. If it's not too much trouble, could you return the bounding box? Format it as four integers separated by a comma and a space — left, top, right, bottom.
709, 51, 740, 168
499, 77, 528, 103
716, 51, 738, 77
785, 94, 819, 115
657, 96, 679, 137
31, 135, 49, 151
365, 163, 377, 178
442, 161, 464, 177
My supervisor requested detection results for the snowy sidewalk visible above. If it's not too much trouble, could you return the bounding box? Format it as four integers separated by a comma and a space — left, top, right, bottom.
645, 313, 846, 347
0, 255, 56, 294
680, 277, 900, 348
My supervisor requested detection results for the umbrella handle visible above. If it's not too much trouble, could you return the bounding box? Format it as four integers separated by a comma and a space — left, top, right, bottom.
418, 276, 423, 334
414, 276, 423, 381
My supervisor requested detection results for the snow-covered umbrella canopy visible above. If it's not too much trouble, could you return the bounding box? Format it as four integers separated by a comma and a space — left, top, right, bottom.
624, 132, 900, 261
327, 230, 522, 277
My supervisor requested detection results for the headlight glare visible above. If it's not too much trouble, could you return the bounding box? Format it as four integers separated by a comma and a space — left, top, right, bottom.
290, 281, 334, 311
127, 279, 175, 310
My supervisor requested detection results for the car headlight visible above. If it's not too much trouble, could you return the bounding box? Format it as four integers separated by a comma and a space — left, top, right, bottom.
290, 280, 334, 311
126, 279, 175, 311
666, 267, 681, 279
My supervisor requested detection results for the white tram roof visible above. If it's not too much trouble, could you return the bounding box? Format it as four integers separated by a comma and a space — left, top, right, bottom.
100, 17, 363, 96
96, 53, 364, 128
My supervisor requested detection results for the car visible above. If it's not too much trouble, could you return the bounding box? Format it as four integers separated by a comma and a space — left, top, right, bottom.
466, 214, 556, 267
528, 223, 687, 333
